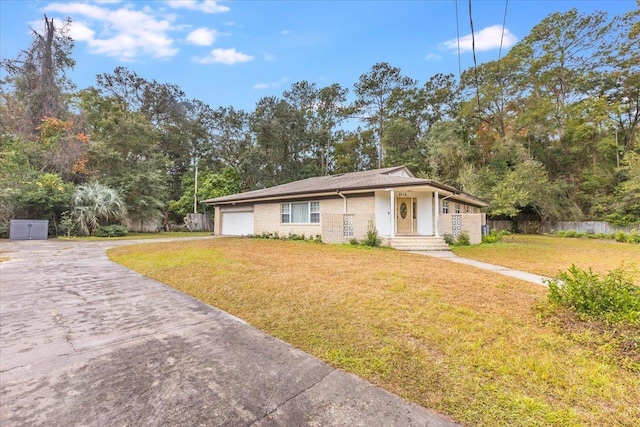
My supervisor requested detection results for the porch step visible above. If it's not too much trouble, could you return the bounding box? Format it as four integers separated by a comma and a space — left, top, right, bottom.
389, 236, 451, 251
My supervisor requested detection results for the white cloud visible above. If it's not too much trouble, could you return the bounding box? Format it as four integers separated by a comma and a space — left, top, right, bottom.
166, 0, 230, 14
253, 77, 289, 89
194, 48, 254, 65
263, 53, 276, 62
43, 2, 178, 60
425, 53, 441, 61
281, 30, 290, 35
442, 25, 517, 53
187, 28, 217, 46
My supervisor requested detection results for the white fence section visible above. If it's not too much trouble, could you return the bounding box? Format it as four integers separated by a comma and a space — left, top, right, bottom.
488, 220, 639, 235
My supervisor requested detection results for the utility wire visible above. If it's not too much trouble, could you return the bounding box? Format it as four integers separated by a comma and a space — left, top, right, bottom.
468, 0, 481, 111
498, 0, 510, 63
497, 0, 510, 120
455, 0, 462, 80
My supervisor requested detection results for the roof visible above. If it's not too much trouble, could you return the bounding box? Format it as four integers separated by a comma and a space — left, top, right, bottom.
202, 166, 489, 207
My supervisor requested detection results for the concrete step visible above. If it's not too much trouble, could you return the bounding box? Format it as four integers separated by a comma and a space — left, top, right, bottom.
388, 236, 451, 251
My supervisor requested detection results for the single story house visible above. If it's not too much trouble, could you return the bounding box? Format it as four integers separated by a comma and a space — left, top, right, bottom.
202, 166, 489, 249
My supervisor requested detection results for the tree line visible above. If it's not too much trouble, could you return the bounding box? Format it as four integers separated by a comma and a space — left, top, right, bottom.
1, 7, 638, 236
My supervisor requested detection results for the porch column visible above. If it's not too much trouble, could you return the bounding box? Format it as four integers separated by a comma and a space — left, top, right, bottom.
434, 191, 440, 237
390, 189, 395, 238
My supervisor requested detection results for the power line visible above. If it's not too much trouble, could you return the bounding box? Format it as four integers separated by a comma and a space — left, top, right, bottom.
455, 0, 461, 79
468, 0, 480, 111
498, 0, 510, 63
496, 0, 510, 118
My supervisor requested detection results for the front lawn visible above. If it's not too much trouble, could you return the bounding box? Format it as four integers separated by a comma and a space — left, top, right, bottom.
109, 238, 640, 426
452, 234, 640, 280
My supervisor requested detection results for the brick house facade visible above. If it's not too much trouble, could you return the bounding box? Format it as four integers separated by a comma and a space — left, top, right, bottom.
204, 166, 489, 245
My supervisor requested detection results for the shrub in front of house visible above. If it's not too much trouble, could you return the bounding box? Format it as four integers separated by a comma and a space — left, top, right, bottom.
443, 233, 455, 245
456, 231, 471, 246
362, 227, 381, 247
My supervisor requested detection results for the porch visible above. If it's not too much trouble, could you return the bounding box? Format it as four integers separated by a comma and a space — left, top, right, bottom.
374, 187, 486, 245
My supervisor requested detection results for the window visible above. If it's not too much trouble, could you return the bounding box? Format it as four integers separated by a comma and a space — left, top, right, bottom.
281, 201, 320, 224
455, 203, 461, 214
281, 203, 290, 223
310, 201, 320, 223
442, 200, 449, 214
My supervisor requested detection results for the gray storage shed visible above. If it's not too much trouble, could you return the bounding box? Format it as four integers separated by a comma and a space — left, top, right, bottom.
10, 220, 49, 240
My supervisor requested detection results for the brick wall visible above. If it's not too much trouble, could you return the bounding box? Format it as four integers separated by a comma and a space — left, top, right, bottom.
438, 213, 486, 244
251, 195, 375, 243
253, 203, 321, 238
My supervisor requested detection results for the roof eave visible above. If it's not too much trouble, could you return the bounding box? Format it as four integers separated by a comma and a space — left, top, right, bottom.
202, 180, 486, 206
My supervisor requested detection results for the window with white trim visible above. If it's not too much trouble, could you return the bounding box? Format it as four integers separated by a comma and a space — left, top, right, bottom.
281, 201, 320, 224
442, 200, 449, 214
455, 203, 461, 214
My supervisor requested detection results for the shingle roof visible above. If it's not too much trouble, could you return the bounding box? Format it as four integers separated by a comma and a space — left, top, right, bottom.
202, 166, 488, 206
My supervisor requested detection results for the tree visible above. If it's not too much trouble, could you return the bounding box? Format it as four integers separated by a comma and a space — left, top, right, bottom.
1, 15, 75, 136
599, 7, 640, 155
354, 62, 416, 167
251, 95, 308, 187
314, 83, 350, 174
168, 167, 242, 220
513, 9, 609, 135
333, 129, 378, 173
80, 88, 170, 225
608, 151, 640, 225
422, 121, 475, 186
489, 160, 574, 221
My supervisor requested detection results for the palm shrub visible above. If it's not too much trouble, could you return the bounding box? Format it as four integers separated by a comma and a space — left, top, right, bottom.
72, 182, 127, 235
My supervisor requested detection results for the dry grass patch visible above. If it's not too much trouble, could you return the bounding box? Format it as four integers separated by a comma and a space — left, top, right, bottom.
109, 238, 640, 426
0, 250, 11, 262
58, 231, 212, 241
453, 234, 640, 280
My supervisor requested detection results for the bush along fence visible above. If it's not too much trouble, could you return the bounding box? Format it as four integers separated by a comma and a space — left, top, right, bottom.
488, 220, 640, 242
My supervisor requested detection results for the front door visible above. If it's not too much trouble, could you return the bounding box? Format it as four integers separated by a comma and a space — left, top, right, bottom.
396, 197, 412, 234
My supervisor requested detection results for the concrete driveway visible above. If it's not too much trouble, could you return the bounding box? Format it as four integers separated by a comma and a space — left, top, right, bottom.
0, 238, 456, 426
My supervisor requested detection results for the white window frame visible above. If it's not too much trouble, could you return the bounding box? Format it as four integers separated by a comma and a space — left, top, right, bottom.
281, 203, 291, 223
455, 203, 461, 214
442, 200, 449, 214
281, 201, 320, 224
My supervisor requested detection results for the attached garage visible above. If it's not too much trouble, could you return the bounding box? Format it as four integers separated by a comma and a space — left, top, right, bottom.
220, 210, 254, 236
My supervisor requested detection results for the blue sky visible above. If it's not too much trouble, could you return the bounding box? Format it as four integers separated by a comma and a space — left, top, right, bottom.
1, 0, 636, 112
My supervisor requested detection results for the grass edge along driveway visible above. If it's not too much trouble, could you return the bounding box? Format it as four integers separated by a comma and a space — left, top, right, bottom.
109, 238, 640, 427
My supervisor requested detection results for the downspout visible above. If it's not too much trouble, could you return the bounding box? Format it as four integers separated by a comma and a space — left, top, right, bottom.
336, 190, 347, 214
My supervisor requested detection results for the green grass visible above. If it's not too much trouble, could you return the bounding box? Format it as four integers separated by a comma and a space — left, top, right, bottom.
57, 231, 212, 241
452, 234, 640, 280
109, 238, 640, 426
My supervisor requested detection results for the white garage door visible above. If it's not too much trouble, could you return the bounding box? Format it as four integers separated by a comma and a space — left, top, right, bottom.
221, 211, 254, 235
